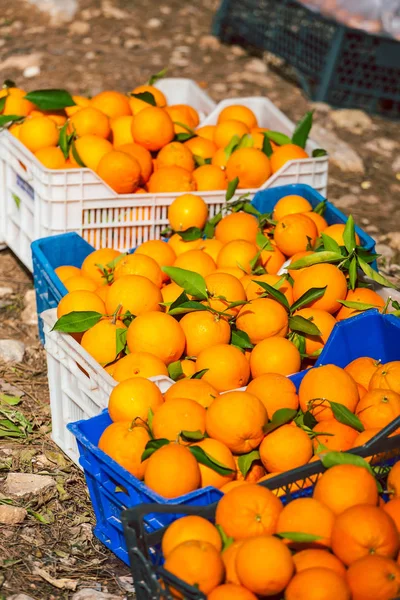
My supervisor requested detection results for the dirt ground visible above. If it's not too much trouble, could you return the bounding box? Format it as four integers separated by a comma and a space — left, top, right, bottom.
0, 0, 399, 598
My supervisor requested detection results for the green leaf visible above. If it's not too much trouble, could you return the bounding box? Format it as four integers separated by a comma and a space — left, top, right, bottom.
168, 301, 209, 316
231, 329, 254, 350
168, 360, 184, 381
115, 328, 127, 355
148, 68, 168, 85
141, 438, 170, 461
312, 148, 328, 158
303, 411, 317, 429
174, 121, 196, 135
224, 135, 240, 160
216, 524, 234, 551
343, 215, 356, 253
276, 532, 322, 543
0, 115, 24, 128
320, 233, 342, 254
291, 111, 313, 149
106, 253, 127, 270
358, 259, 397, 289
337, 300, 379, 311
189, 446, 236, 475
130, 91, 156, 106
348, 256, 358, 290
321, 451, 372, 473
162, 266, 208, 300
224, 299, 249, 310
175, 132, 195, 142
0, 96, 6, 113
290, 332, 306, 355
27, 508, 53, 524
226, 177, 239, 201
52, 311, 103, 333
12, 193, 20, 209
328, 401, 364, 432
59, 122, 71, 159
70, 139, 86, 167
265, 131, 292, 146
313, 200, 327, 216
290, 287, 327, 312
237, 450, 260, 477
252, 280, 290, 310
289, 251, 343, 269
180, 430, 206, 442
148, 408, 154, 436
261, 132, 273, 157
24, 89, 76, 110
190, 369, 209, 379
177, 227, 203, 241
289, 315, 321, 336
263, 408, 297, 435
237, 133, 254, 149
256, 232, 273, 252
0, 394, 21, 406
204, 222, 216, 239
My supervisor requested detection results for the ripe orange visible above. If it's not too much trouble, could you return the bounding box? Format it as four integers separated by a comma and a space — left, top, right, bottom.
63, 274, 98, 292
260, 245, 286, 274
211, 147, 230, 169
196, 125, 216, 140
108, 377, 164, 422
247, 373, 299, 418
164, 104, 199, 134
244, 273, 293, 304
347, 554, 400, 600
113, 253, 163, 287
197, 239, 223, 263
213, 119, 249, 148
91, 90, 131, 118
217, 240, 258, 274
112, 352, 168, 382
184, 136, 218, 159
236, 298, 289, 344
383, 498, 400, 533
293, 308, 337, 355
331, 504, 399, 565
147, 166, 195, 193
180, 311, 231, 357
127, 311, 185, 365
81, 318, 127, 365
116, 143, 153, 183
2, 87, 35, 116
208, 584, 258, 600
270, 144, 309, 173
313, 464, 379, 515
250, 336, 301, 377
55, 265, 81, 283
81, 248, 121, 286
167, 233, 201, 256
193, 164, 227, 191
293, 548, 347, 577
106, 275, 162, 316
226, 148, 271, 189
370, 361, 400, 394
312, 419, 358, 453
292, 263, 349, 314
388, 463, 400, 498
144, 443, 201, 498
157, 142, 195, 172
196, 344, 250, 392
234, 456, 265, 483
352, 427, 381, 450
344, 356, 381, 389
277, 497, 335, 548
215, 212, 259, 244
173, 249, 216, 277
19, 116, 59, 153
56, 290, 106, 320
306, 211, 328, 234
287, 250, 314, 283
272, 195, 313, 221
164, 378, 219, 409
135, 240, 176, 282
110, 115, 134, 147
152, 396, 206, 442
213, 267, 246, 279
285, 567, 351, 600
162, 515, 222, 558
221, 539, 243, 584
205, 391, 267, 454
235, 535, 294, 596
161, 281, 184, 306
323, 223, 361, 247
97, 150, 141, 194
205, 272, 247, 317
130, 84, 166, 112
69, 106, 111, 138
70, 134, 113, 171
34, 146, 66, 169
336, 287, 386, 321
274, 213, 318, 257
260, 424, 313, 473
164, 540, 224, 595
217, 105, 257, 129
131, 106, 174, 151
98, 421, 150, 478
192, 438, 236, 489
355, 389, 400, 430
179, 359, 197, 378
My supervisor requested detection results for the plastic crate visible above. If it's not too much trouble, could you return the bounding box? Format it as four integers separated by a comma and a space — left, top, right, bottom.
212, 0, 400, 119
153, 78, 216, 122
1, 92, 329, 272
122, 430, 400, 600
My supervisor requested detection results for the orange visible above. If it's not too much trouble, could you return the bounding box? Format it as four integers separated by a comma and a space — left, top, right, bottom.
196, 344, 250, 392
108, 377, 164, 422
276, 497, 335, 548
357, 383, 368, 398
161, 281, 184, 306
131, 106, 174, 151
127, 311, 185, 365
135, 240, 176, 282
192, 438, 236, 489
90, 90, 131, 118
247, 373, 299, 418
167, 233, 201, 256
215, 212, 259, 244
370, 361, 400, 394
217, 240, 258, 274
113, 253, 163, 287
70, 134, 113, 171
250, 336, 301, 378
216, 483, 283, 539
180, 358, 197, 378
336, 287, 385, 321
208, 584, 257, 600
222, 540, 243, 584
19, 116, 59, 153
213, 119, 250, 148
244, 273, 293, 304
260, 424, 313, 473
34, 146, 66, 169
69, 106, 110, 138
205, 390, 267, 453
97, 150, 141, 194
164, 104, 199, 134
236, 298, 289, 344
226, 148, 271, 189
270, 143, 309, 173
184, 136, 218, 159
293, 308, 337, 355
211, 147, 230, 169
65, 94, 91, 116
388, 463, 400, 498
152, 397, 206, 442
292, 263, 348, 314
217, 105, 258, 129
197, 239, 223, 263
299, 364, 359, 421
112, 352, 168, 382
287, 250, 314, 283
234, 455, 265, 483
331, 504, 399, 565
144, 443, 201, 498
98, 421, 150, 478
164, 378, 219, 409
274, 213, 318, 257
94, 286, 109, 304
293, 548, 347, 577
235, 535, 294, 595
162, 515, 222, 558
352, 427, 381, 450
312, 419, 358, 453
383, 498, 400, 533
157, 141, 195, 173
2, 88, 34, 116
63, 274, 98, 292
313, 464, 379, 515
106, 274, 162, 316
260, 245, 286, 274
214, 267, 246, 279
56, 290, 106, 320
115, 143, 153, 184
147, 166, 195, 193
163, 539, 224, 595
173, 249, 216, 277
180, 311, 231, 357
81, 318, 127, 365
306, 211, 328, 234
196, 125, 216, 141
110, 115, 134, 147
205, 272, 247, 316
347, 555, 400, 600
272, 195, 313, 220
55, 265, 81, 283
345, 356, 381, 389
285, 567, 351, 600
81, 248, 121, 286
220, 481, 249, 494
193, 164, 227, 191
130, 84, 166, 112
355, 389, 400, 430
323, 223, 361, 247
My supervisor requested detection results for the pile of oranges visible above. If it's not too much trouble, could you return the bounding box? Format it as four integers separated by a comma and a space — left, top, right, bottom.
3, 83, 311, 194
155, 461, 400, 599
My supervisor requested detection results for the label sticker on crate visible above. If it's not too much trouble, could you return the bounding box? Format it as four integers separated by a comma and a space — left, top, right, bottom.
16, 174, 35, 200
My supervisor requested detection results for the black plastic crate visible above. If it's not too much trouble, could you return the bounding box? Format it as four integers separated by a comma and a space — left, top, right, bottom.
212, 0, 400, 118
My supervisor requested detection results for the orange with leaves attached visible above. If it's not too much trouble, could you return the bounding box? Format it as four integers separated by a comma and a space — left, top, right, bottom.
98, 421, 150, 478
274, 213, 318, 257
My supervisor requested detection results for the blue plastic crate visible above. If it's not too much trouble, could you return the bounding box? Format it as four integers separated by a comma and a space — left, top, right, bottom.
31, 184, 376, 344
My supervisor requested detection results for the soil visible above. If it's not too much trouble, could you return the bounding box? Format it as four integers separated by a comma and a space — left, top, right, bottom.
0, 0, 399, 598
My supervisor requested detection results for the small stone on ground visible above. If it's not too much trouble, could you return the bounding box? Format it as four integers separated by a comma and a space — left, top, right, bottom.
0, 340, 25, 363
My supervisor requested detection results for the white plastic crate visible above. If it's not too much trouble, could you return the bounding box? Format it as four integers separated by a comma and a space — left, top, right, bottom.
42, 308, 173, 466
